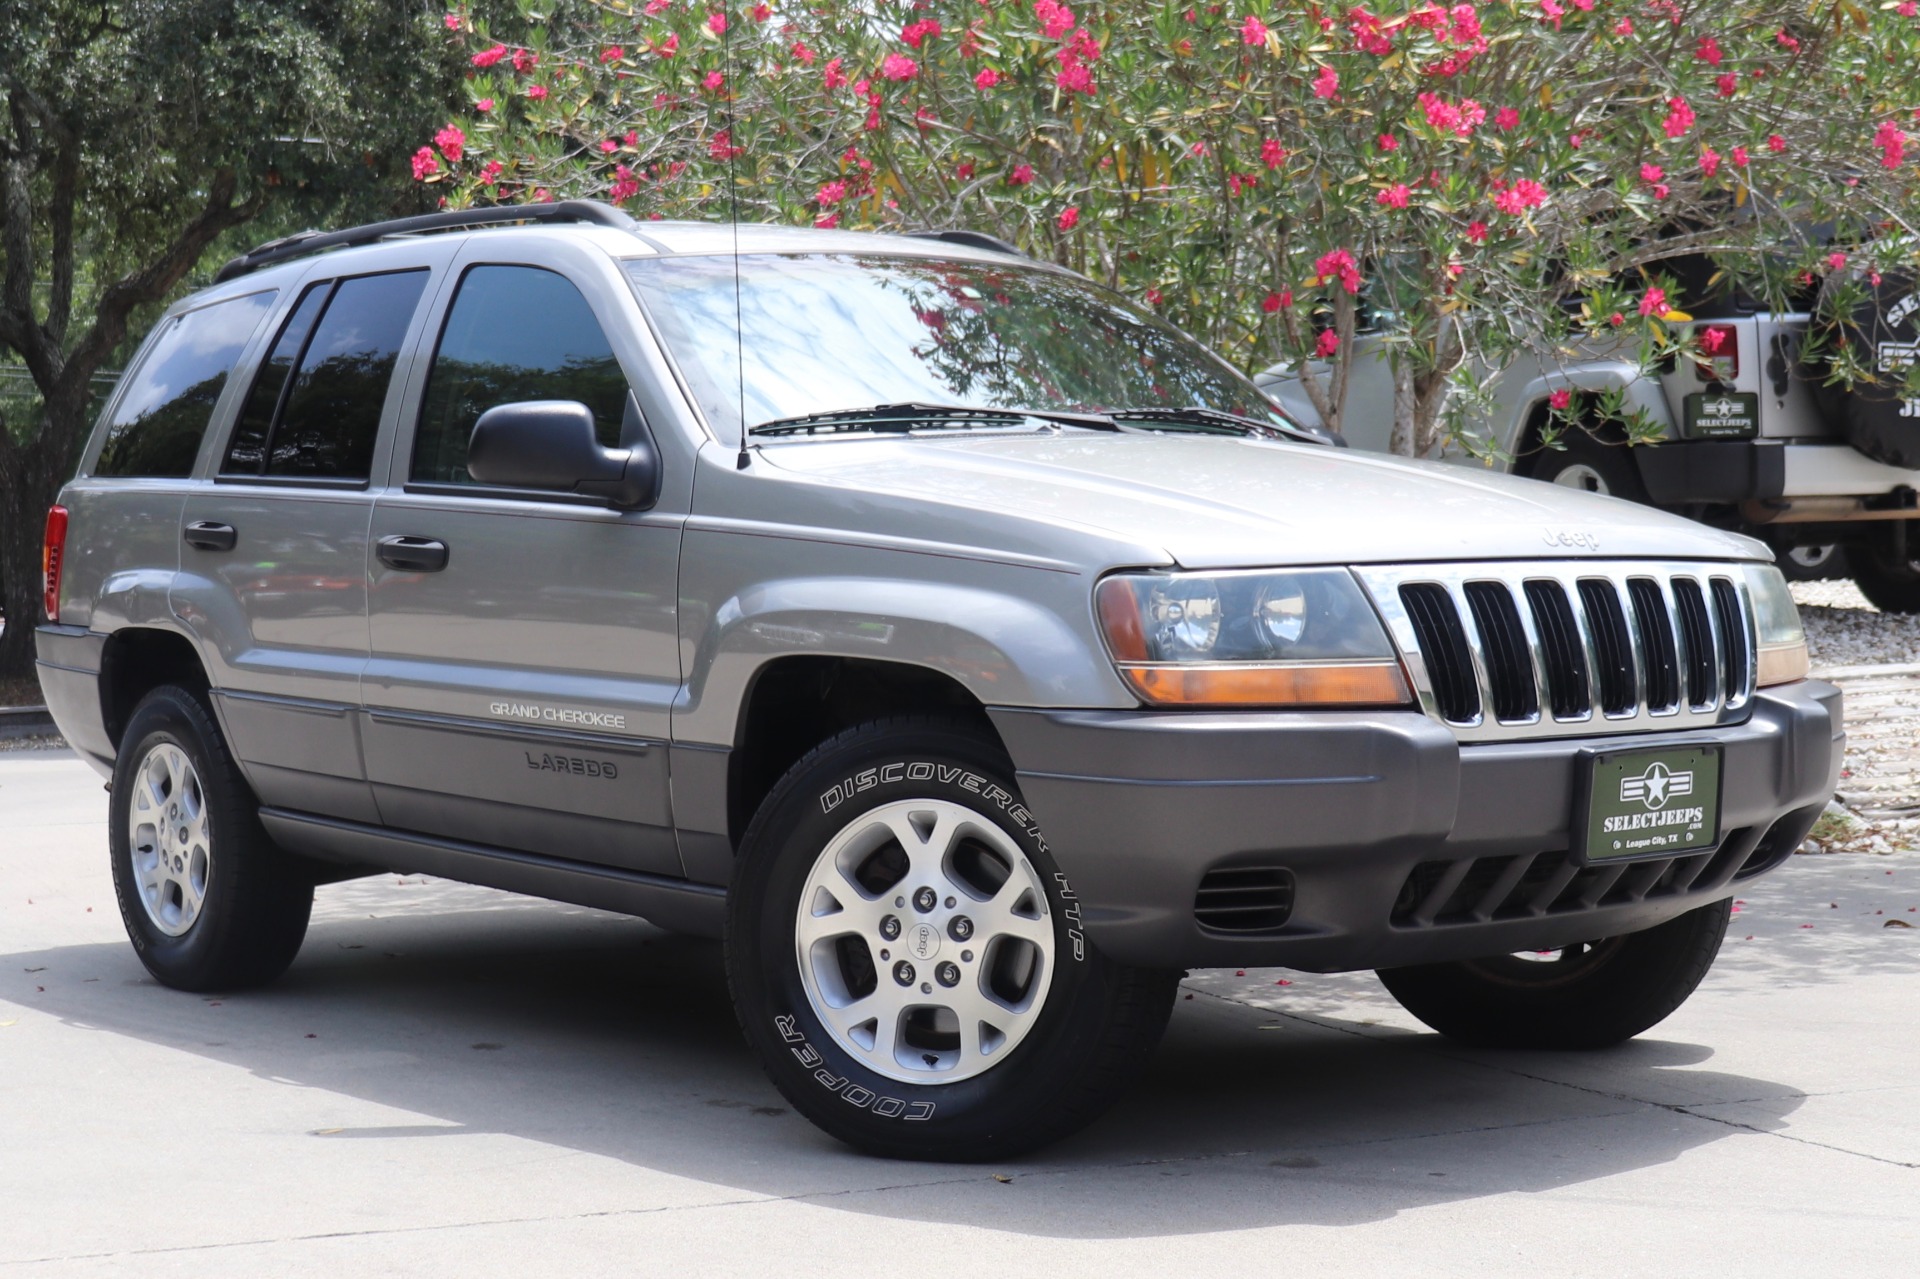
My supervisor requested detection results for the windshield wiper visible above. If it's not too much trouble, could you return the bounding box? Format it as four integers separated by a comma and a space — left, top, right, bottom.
748, 401, 1119, 438
1105, 405, 1340, 448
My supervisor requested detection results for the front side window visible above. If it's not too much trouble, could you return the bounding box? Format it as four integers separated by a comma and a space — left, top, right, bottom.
412, 265, 629, 485
222, 269, 429, 481
93, 290, 278, 477
624, 254, 1285, 439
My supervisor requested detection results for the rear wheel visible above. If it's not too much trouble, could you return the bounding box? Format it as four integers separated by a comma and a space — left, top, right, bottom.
1374, 898, 1731, 1049
726, 717, 1179, 1160
1526, 428, 1648, 503
1851, 541, 1920, 614
110, 685, 313, 991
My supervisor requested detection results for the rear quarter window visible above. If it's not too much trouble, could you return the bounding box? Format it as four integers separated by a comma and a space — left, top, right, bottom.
92, 290, 278, 477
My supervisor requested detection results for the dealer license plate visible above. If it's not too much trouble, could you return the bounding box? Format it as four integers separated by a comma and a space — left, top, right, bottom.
1577, 745, 1723, 862
1681, 391, 1758, 439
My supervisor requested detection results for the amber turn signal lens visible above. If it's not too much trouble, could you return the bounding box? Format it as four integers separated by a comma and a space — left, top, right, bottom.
1756, 641, 1810, 687
1115, 660, 1412, 708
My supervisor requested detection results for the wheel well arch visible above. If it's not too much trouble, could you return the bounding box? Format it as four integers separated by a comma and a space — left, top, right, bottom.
726, 655, 999, 850
98, 627, 209, 750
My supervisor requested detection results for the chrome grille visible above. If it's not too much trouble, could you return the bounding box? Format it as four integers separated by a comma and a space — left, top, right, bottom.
1356, 562, 1758, 742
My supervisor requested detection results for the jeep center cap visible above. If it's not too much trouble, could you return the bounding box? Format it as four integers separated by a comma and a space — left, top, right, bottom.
908, 922, 942, 961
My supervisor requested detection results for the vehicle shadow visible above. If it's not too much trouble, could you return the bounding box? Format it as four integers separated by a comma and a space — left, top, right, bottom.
7, 881, 1815, 1240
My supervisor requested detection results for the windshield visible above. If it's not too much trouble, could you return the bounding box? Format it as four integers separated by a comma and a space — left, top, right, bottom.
623, 253, 1289, 442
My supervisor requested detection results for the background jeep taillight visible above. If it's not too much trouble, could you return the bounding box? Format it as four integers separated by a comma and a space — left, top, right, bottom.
42, 505, 68, 623
1694, 325, 1739, 382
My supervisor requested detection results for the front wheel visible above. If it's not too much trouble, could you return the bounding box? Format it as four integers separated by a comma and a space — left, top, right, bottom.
726, 717, 1179, 1160
1374, 898, 1732, 1050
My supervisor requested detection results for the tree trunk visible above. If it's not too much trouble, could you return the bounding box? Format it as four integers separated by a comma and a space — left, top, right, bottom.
0, 396, 85, 687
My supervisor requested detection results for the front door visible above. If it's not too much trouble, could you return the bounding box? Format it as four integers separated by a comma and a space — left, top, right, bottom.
361, 256, 685, 876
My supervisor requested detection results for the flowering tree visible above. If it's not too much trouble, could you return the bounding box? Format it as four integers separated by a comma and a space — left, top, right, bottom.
423, 0, 1920, 459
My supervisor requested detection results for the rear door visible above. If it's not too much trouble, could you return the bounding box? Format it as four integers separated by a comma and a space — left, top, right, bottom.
360, 240, 689, 875
174, 255, 443, 821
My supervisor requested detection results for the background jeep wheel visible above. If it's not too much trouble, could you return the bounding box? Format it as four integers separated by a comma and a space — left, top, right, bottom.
1526, 429, 1648, 503
1374, 898, 1731, 1049
109, 685, 314, 991
1851, 542, 1920, 614
726, 717, 1179, 1161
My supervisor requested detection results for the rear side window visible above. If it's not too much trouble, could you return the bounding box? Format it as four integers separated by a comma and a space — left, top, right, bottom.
222, 269, 429, 481
93, 290, 277, 477
412, 265, 628, 485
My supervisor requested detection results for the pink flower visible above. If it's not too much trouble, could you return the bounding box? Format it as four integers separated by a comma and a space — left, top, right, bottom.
1146, 288, 1164, 307
901, 19, 943, 48
511, 47, 537, 73
1377, 132, 1399, 152
792, 41, 816, 64
1492, 178, 1547, 215
471, 43, 507, 68
1768, 133, 1786, 153
1241, 15, 1270, 45
1696, 36, 1721, 65
881, 53, 918, 81
1638, 286, 1668, 318
609, 165, 641, 205
410, 146, 439, 180
599, 138, 618, 154
974, 67, 1000, 89
1008, 163, 1034, 185
1315, 329, 1341, 358
435, 124, 465, 162
1314, 248, 1362, 293
1828, 252, 1847, 271
443, 12, 462, 30
1700, 147, 1721, 177
708, 130, 743, 161
526, 84, 548, 100
657, 33, 679, 57
474, 98, 493, 112
1663, 96, 1695, 139
1875, 120, 1907, 169
1376, 183, 1411, 209
703, 71, 726, 92
823, 58, 848, 89
1539, 0, 1564, 28
1261, 137, 1288, 168
644, 0, 670, 12
478, 159, 503, 184
1731, 146, 1749, 167
955, 161, 975, 179
599, 45, 624, 64
1717, 72, 1738, 99
1034, 0, 1076, 40
1057, 206, 1080, 230
1262, 290, 1291, 312
1699, 327, 1726, 354
707, 11, 727, 35
1640, 163, 1664, 184
1548, 389, 1572, 410
1776, 28, 1799, 52
1608, 312, 1625, 327
752, 2, 771, 19
815, 212, 839, 229
1466, 220, 1488, 243
1613, 17, 1633, 34
1900, 1, 1917, 16
816, 180, 847, 205
1495, 107, 1519, 132
1312, 66, 1338, 99
1056, 61, 1096, 94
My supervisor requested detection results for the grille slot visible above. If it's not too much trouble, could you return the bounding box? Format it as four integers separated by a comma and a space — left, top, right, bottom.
1360, 561, 1758, 743
1627, 577, 1681, 711
1400, 583, 1480, 723
1194, 866, 1295, 933
1523, 579, 1591, 718
1464, 581, 1539, 722
1711, 576, 1750, 704
1577, 579, 1638, 715
1671, 577, 1716, 708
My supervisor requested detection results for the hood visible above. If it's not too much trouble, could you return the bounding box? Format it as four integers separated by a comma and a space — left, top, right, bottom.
758, 432, 1768, 569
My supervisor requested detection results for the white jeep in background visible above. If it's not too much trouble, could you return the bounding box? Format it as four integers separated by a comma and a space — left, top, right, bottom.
1258, 261, 1920, 611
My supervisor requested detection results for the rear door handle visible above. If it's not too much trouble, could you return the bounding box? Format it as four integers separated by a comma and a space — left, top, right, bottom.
183, 521, 237, 552
376, 535, 450, 573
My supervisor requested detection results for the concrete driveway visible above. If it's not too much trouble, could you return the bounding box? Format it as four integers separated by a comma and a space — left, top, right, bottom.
4, 748, 1917, 1277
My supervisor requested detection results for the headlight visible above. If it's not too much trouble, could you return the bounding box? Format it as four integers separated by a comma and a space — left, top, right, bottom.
1744, 563, 1810, 686
1096, 569, 1412, 707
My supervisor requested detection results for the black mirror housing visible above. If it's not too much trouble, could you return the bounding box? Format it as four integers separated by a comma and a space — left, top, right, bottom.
466, 400, 659, 509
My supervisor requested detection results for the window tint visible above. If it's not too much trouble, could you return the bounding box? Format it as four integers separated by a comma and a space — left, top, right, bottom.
413, 265, 628, 485
222, 283, 329, 475
93, 290, 277, 477
266, 270, 428, 479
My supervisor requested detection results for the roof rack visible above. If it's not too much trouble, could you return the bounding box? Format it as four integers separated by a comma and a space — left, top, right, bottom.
904, 229, 1027, 258
211, 200, 639, 283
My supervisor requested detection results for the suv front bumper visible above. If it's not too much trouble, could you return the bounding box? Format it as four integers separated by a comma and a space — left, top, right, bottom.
989, 680, 1842, 971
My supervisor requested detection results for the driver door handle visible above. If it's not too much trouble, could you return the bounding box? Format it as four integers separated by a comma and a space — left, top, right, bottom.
183, 521, 237, 552
376, 535, 450, 573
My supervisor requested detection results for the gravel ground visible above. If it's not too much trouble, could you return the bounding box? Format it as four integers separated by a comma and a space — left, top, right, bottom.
1794, 578, 1920, 670
0, 733, 67, 752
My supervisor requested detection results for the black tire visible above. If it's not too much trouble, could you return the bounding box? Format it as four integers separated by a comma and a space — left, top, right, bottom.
109, 685, 313, 991
725, 716, 1179, 1161
1808, 269, 1920, 469
1374, 898, 1731, 1050
1852, 543, 1920, 614
1525, 427, 1649, 504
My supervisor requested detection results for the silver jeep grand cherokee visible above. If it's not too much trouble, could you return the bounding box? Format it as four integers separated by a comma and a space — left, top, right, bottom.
35, 202, 1842, 1160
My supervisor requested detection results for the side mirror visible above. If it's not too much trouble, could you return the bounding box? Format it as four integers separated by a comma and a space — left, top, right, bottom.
466, 400, 658, 509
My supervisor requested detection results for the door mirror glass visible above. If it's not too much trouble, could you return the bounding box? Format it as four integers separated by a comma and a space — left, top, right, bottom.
465, 399, 658, 509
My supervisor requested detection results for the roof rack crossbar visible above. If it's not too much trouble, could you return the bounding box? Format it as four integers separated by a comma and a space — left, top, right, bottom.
212, 200, 640, 283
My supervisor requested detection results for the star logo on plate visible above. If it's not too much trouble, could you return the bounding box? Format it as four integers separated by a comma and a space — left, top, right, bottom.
1619, 760, 1694, 811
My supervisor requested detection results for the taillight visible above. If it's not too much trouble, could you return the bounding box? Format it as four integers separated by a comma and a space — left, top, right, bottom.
1694, 325, 1739, 382
42, 505, 68, 623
